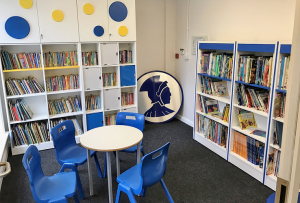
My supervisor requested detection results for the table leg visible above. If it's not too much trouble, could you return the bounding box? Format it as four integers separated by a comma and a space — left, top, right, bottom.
116, 151, 120, 176
87, 149, 93, 196
137, 143, 141, 164
106, 152, 113, 203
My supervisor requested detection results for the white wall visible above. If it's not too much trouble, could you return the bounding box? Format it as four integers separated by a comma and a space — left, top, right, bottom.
175, 0, 296, 124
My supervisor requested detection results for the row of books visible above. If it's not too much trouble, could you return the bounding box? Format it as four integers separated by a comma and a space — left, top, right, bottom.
121, 92, 134, 106
46, 74, 80, 92
6, 77, 45, 96
48, 96, 82, 115
103, 72, 117, 87
85, 95, 101, 110
8, 99, 33, 121
197, 114, 228, 148
267, 149, 281, 177
105, 114, 116, 126
273, 121, 283, 148
119, 50, 133, 64
237, 56, 273, 87
274, 93, 286, 118
236, 84, 269, 112
199, 76, 229, 97
200, 52, 233, 79
11, 121, 49, 146
277, 56, 290, 90
43, 51, 78, 67
50, 117, 83, 136
232, 131, 264, 168
1, 51, 42, 70
82, 52, 98, 66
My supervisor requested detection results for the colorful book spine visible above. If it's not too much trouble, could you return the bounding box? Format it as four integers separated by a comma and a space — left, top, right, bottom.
103, 72, 117, 87
105, 114, 117, 126
43, 51, 78, 67
0, 51, 42, 70
82, 52, 98, 66
121, 92, 134, 106
85, 95, 101, 110
5, 77, 45, 96
46, 74, 79, 92
48, 96, 82, 115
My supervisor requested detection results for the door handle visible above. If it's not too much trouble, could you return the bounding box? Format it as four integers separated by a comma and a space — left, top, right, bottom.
0, 162, 11, 178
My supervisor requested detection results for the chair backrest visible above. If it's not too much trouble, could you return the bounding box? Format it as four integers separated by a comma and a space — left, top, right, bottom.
50, 120, 77, 165
140, 142, 170, 188
116, 112, 145, 132
22, 145, 45, 202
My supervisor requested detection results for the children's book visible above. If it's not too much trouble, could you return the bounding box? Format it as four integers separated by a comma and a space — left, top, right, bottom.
214, 81, 228, 96
238, 111, 257, 129
250, 129, 266, 137
205, 99, 219, 115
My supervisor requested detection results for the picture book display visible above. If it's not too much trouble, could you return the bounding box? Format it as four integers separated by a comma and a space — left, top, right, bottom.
43, 51, 78, 67
105, 114, 117, 126
5, 77, 45, 96
48, 96, 82, 115
50, 117, 83, 136
119, 50, 133, 64
200, 76, 229, 97
200, 52, 233, 79
46, 74, 79, 92
237, 109, 257, 130
237, 56, 273, 87
103, 72, 117, 87
82, 52, 98, 66
11, 120, 49, 146
121, 92, 134, 106
8, 99, 33, 121
85, 95, 101, 110
274, 93, 286, 118
277, 56, 290, 90
1, 50, 42, 70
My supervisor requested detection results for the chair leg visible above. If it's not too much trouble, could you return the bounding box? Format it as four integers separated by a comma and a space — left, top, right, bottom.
115, 185, 121, 203
141, 188, 147, 196
93, 153, 103, 178
141, 148, 145, 156
73, 166, 85, 200
160, 179, 174, 203
103, 152, 107, 178
116, 184, 137, 203
73, 193, 80, 203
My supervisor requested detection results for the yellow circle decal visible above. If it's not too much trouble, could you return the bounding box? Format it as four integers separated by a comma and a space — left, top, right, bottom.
118, 26, 128, 37
83, 3, 94, 15
52, 10, 64, 22
19, 0, 33, 9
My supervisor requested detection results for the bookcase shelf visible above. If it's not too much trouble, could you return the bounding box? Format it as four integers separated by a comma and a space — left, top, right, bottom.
49, 111, 83, 119
47, 89, 82, 95
197, 92, 230, 104
233, 104, 268, 117
232, 126, 266, 143
273, 117, 284, 123
269, 143, 280, 150
121, 105, 136, 110
86, 109, 103, 115
6, 92, 46, 99
235, 80, 270, 90
44, 66, 80, 70
9, 114, 49, 124
3, 68, 43, 72
275, 89, 287, 93
198, 73, 231, 81
196, 110, 229, 127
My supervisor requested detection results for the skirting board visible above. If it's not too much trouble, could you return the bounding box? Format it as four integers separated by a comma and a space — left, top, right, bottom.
176, 114, 193, 127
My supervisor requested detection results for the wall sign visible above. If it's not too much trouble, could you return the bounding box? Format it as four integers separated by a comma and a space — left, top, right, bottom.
138, 71, 183, 123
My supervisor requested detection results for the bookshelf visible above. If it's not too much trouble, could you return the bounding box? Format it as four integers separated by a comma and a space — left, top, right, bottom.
194, 41, 286, 190
0, 42, 137, 155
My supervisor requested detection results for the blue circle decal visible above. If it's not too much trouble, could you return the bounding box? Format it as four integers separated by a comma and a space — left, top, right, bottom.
5, 16, 30, 39
138, 71, 184, 123
109, 1, 128, 22
94, 26, 104, 37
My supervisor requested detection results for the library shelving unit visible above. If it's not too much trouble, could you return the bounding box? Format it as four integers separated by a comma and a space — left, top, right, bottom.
194, 41, 236, 160
0, 42, 137, 155
264, 42, 290, 190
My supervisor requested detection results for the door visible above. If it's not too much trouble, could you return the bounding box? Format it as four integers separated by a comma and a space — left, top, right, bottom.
103, 89, 120, 110
83, 67, 102, 90
0, 0, 40, 43
101, 43, 118, 66
77, 0, 109, 42
108, 0, 136, 41
86, 112, 103, 130
37, 0, 79, 42
120, 65, 135, 86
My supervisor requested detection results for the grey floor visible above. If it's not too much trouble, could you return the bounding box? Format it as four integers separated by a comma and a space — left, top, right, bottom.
0, 119, 273, 203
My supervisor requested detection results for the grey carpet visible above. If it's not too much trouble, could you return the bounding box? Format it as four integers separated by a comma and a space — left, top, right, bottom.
0, 119, 273, 203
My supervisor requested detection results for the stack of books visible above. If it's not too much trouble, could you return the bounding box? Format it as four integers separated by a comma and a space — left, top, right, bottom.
50, 117, 83, 136
82, 52, 98, 66
8, 99, 33, 121
85, 95, 101, 110
103, 73, 117, 87
48, 96, 82, 115
277, 56, 290, 90
274, 93, 286, 118
199, 76, 229, 96
199, 52, 233, 79
11, 121, 49, 146
232, 131, 264, 168
267, 150, 281, 177
1, 50, 42, 70
119, 50, 133, 64
105, 114, 116, 126
46, 74, 79, 92
237, 56, 273, 87
236, 84, 269, 112
5, 77, 45, 96
43, 51, 78, 67
121, 92, 134, 106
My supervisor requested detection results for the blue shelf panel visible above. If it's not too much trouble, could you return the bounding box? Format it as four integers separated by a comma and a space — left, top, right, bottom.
235, 80, 270, 90
237, 44, 275, 53
280, 44, 291, 54
198, 73, 231, 81
276, 89, 287, 93
199, 43, 234, 51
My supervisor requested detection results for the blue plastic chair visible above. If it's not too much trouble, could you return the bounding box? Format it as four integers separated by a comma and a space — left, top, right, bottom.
22, 145, 80, 203
266, 192, 300, 203
115, 142, 174, 203
116, 112, 146, 159
50, 120, 106, 199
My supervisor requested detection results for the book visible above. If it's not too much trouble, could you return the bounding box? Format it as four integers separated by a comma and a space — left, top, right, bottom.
205, 99, 219, 115
82, 51, 98, 66
85, 95, 101, 110
48, 96, 82, 115
46, 74, 79, 92
214, 81, 229, 96
103, 72, 117, 87
5, 77, 45, 96
250, 129, 266, 138
121, 92, 134, 106
238, 110, 257, 130
105, 114, 117, 125
43, 51, 78, 67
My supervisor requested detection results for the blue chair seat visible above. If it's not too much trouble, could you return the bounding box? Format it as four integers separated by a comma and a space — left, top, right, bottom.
117, 164, 141, 193
266, 192, 300, 203
59, 146, 97, 165
36, 172, 77, 201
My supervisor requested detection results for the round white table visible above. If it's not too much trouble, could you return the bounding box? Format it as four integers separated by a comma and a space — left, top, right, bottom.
80, 125, 143, 203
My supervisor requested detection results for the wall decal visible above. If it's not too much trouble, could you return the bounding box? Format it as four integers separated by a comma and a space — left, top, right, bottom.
94, 25, 104, 37
19, 0, 33, 9
118, 26, 128, 36
52, 10, 64, 22
109, 1, 127, 22
5, 16, 30, 39
83, 3, 94, 15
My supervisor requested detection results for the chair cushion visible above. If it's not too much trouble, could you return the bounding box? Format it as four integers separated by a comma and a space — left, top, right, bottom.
35, 172, 77, 201
59, 145, 97, 165
117, 164, 142, 194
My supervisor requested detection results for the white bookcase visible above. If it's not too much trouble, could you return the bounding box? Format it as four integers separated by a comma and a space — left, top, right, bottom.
194, 41, 287, 190
0, 42, 137, 155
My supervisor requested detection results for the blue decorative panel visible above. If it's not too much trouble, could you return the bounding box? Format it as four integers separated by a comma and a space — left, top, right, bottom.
87, 112, 103, 131
109, 1, 128, 22
94, 25, 104, 37
120, 65, 135, 86
280, 44, 291, 54
238, 44, 275, 53
199, 43, 234, 51
5, 16, 30, 39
